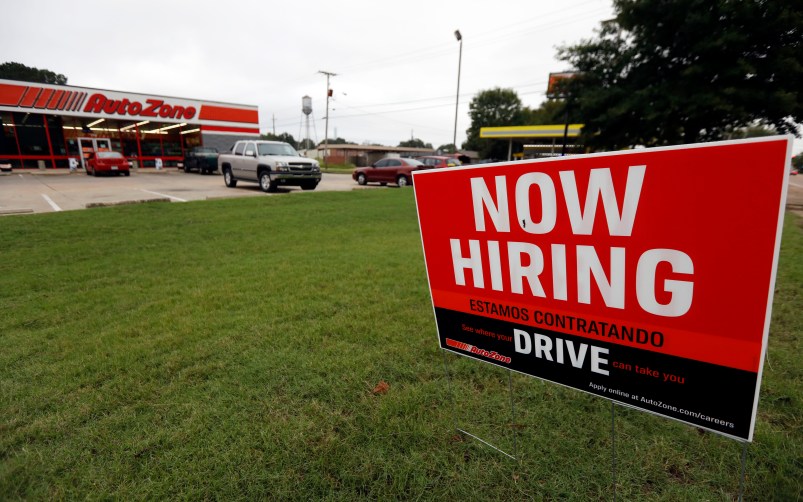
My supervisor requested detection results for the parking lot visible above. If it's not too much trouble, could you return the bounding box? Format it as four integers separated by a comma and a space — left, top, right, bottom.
788, 175, 803, 214
3, 167, 803, 217
0, 168, 366, 215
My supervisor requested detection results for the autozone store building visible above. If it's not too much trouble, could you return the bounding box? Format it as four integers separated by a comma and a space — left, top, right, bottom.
0, 78, 259, 169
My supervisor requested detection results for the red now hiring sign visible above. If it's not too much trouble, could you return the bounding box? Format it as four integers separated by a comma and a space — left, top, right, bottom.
413, 137, 792, 441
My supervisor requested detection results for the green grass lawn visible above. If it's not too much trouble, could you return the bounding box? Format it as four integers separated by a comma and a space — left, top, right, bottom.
1, 190, 801, 500
321, 162, 356, 174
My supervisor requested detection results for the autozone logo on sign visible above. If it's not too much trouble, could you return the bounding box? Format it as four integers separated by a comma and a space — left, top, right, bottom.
0, 80, 258, 130
83, 93, 196, 120
413, 137, 792, 442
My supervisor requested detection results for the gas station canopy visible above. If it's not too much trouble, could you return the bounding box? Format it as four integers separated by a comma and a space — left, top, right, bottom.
479, 124, 583, 139
479, 124, 584, 160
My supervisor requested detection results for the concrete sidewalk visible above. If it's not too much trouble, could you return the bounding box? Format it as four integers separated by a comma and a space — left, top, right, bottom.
9, 167, 184, 176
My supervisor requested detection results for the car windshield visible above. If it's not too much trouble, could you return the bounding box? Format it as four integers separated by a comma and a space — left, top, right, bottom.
258, 143, 299, 156
405, 159, 425, 166
97, 152, 123, 159
195, 147, 217, 154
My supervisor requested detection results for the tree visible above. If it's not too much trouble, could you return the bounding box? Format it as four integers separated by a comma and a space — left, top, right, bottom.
463, 88, 526, 159
522, 99, 569, 126
724, 125, 778, 140
319, 137, 350, 145
297, 138, 316, 150
261, 132, 297, 148
0, 61, 67, 85
557, 0, 803, 150
398, 138, 432, 149
793, 153, 803, 171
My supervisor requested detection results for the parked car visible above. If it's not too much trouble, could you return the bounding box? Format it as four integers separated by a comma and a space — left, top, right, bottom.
218, 140, 321, 192
85, 151, 130, 176
0, 158, 11, 173
183, 146, 219, 174
352, 157, 428, 187
417, 155, 461, 168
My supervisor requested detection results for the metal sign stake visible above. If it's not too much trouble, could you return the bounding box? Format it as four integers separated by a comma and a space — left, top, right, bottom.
738, 441, 748, 502
441, 348, 518, 461
508, 369, 519, 461
611, 402, 617, 502
441, 349, 459, 433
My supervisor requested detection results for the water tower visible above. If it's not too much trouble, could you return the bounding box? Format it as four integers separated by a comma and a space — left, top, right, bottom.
302, 96, 312, 153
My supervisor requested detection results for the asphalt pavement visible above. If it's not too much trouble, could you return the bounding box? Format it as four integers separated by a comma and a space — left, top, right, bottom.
3, 167, 803, 218
0, 168, 365, 215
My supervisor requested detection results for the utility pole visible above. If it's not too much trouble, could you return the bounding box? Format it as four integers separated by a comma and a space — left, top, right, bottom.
272, 114, 276, 135
318, 70, 337, 168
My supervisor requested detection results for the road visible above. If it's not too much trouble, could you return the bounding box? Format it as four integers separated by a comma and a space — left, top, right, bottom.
787, 175, 803, 215
2, 168, 803, 217
0, 169, 366, 215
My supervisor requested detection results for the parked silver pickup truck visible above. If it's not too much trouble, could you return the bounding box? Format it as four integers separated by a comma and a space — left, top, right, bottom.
218, 140, 321, 192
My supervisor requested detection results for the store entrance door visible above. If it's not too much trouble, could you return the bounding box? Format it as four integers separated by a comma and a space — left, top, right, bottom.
77, 138, 112, 170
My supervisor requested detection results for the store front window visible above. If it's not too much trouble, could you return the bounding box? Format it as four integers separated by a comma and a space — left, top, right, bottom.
0, 110, 209, 169
46, 115, 69, 167
121, 129, 138, 158
14, 113, 51, 167
162, 129, 182, 167
140, 133, 162, 155
0, 112, 21, 167
14, 113, 48, 155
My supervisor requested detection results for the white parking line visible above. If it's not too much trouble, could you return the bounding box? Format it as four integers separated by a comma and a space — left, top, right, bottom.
139, 189, 188, 202
790, 180, 803, 188
41, 194, 62, 211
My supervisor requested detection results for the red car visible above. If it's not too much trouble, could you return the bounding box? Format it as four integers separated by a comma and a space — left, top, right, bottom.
417, 155, 461, 168
352, 157, 428, 187
86, 151, 130, 176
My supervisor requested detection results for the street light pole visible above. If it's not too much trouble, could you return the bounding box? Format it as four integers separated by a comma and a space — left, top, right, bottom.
453, 30, 462, 155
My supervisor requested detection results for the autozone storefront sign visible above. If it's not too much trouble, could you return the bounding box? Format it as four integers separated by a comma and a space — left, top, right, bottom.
413, 137, 792, 442
83, 93, 196, 120
0, 79, 259, 130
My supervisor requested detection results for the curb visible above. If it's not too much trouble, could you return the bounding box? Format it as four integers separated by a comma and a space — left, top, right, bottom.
86, 198, 170, 208
0, 208, 34, 215
14, 168, 182, 176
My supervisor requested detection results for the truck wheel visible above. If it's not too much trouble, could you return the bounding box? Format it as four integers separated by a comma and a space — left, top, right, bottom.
259, 171, 273, 193
224, 168, 237, 188
301, 181, 317, 191
357, 173, 367, 185
184, 164, 190, 173
396, 175, 409, 187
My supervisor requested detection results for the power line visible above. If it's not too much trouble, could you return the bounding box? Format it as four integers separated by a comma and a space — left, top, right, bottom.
334, 0, 606, 75
271, 82, 553, 133
263, 2, 613, 142
263, 6, 609, 124
273, 77, 550, 128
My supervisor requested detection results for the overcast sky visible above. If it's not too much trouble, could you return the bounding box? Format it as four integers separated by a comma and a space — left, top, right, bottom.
2, 0, 617, 148
3, 0, 800, 156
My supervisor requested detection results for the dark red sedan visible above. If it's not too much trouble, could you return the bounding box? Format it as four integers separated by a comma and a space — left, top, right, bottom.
417, 155, 461, 168
352, 157, 427, 187
86, 151, 130, 176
